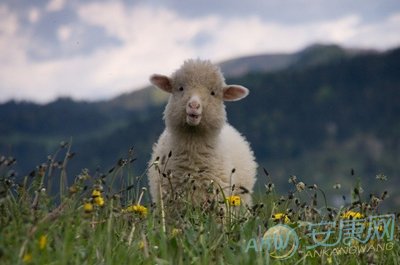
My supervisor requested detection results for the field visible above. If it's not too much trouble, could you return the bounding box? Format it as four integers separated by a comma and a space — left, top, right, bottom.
1, 143, 399, 265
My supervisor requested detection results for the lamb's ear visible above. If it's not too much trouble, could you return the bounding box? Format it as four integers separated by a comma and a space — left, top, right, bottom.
150, 74, 173, 93
223, 85, 249, 101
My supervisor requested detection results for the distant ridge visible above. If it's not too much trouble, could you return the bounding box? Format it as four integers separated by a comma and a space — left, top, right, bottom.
219, 52, 293, 77
219, 43, 376, 77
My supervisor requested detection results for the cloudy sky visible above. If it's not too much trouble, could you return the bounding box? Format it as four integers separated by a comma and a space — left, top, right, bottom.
1, 0, 400, 103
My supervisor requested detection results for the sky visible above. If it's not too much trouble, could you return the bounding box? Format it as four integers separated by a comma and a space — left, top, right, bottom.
1, 0, 400, 104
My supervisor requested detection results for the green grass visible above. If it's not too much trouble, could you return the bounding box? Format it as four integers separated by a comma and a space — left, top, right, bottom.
0, 143, 399, 265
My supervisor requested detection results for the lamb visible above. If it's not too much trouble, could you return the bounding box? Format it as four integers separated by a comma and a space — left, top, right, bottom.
147, 59, 257, 207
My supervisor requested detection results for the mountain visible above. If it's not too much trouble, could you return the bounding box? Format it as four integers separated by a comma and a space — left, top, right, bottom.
219, 43, 375, 77
219, 53, 294, 77
1, 44, 399, 207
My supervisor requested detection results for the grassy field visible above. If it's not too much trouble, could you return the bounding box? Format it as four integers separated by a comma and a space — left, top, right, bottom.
1, 143, 399, 265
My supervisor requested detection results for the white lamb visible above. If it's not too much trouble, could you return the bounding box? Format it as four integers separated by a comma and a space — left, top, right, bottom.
147, 59, 257, 207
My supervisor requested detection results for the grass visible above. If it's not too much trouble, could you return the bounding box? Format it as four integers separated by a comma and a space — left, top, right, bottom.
0, 142, 399, 265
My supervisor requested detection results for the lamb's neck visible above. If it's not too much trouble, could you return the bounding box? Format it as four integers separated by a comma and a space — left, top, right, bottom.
169, 127, 220, 152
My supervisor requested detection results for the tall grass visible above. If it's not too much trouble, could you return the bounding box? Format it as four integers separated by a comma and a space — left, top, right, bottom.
0, 142, 398, 265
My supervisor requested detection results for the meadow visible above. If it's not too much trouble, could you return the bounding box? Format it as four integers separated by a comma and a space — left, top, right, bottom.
1, 142, 398, 265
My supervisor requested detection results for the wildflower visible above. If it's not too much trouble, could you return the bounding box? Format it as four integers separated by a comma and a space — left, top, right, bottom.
171, 228, 182, 237
38, 235, 47, 250
265, 182, 275, 193
69, 185, 78, 194
125, 204, 148, 217
138, 240, 145, 250
78, 169, 90, 180
22, 252, 32, 263
226, 195, 241, 206
375, 224, 384, 233
296, 182, 306, 192
370, 195, 381, 207
376, 173, 387, 181
341, 210, 364, 220
327, 256, 333, 264
83, 202, 94, 213
333, 183, 341, 189
92, 189, 101, 198
272, 213, 291, 224
93, 196, 105, 207
288, 175, 297, 184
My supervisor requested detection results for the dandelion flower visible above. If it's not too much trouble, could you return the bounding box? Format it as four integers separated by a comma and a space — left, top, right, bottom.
38, 235, 47, 250
226, 195, 241, 206
22, 252, 32, 263
83, 202, 94, 213
272, 213, 291, 224
93, 196, 105, 207
341, 210, 364, 220
138, 240, 145, 250
125, 204, 148, 217
92, 189, 101, 198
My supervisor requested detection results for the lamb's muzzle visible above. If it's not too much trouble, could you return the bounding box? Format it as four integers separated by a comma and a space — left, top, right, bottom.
186, 95, 202, 126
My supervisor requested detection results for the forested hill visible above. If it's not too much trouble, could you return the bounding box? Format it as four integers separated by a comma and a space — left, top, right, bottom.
1, 44, 399, 202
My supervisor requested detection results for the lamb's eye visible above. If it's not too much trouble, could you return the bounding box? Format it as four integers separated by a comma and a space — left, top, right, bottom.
179, 87, 184, 91
210, 91, 215, 96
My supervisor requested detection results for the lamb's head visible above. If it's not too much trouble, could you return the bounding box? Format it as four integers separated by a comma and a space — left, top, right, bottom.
150, 59, 249, 134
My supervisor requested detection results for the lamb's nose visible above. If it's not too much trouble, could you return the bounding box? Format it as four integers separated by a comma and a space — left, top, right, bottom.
188, 101, 200, 110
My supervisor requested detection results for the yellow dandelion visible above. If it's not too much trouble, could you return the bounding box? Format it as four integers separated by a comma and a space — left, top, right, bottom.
138, 240, 145, 250
38, 234, 48, 250
366, 223, 384, 233
376, 224, 384, 232
92, 189, 101, 198
341, 210, 364, 219
125, 204, 148, 217
83, 202, 94, 213
226, 195, 241, 206
327, 256, 333, 264
22, 252, 32, 263
272, 213, 291, 224
93, 196, 105, 207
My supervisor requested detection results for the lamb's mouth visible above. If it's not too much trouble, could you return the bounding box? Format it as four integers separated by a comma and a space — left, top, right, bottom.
186, 113, 202, 125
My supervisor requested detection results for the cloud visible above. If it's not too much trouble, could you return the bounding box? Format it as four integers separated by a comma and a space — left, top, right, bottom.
46, 0, 66, 12
28, 7, 41, 24
345, 13, 400, 49
57, 24, 72, 42
0, 2, 399, 103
